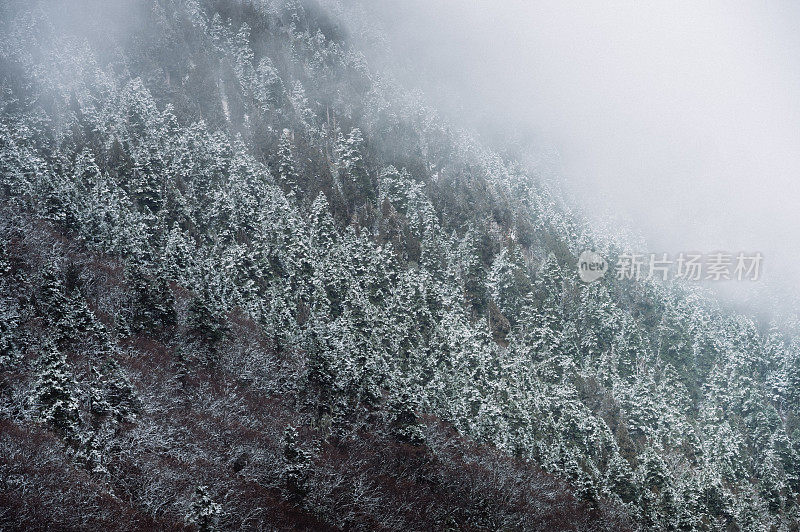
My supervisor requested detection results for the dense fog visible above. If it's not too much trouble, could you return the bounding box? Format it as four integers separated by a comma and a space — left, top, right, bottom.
366, 0, 800, 309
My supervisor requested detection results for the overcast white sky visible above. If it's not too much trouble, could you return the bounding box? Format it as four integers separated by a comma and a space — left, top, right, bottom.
366, 1, 800, 305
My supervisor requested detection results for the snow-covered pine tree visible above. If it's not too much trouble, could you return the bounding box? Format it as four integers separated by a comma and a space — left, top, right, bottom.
127, 263, 176, 334
486, 241, 531, 325
90, 356, 139, 423
389, 390, 425, 446
187, 287, 227, 350
309, 192, 337, 255
185, 485, 222, 532
253, 57, 284, 111
283, 425, 312, 500
515, 253, 564, 359
0, 298, 21, 367
32, 342, 80, 441
336, 127, 373, 202
37, 260, 68, 322
276, 129, 299, 197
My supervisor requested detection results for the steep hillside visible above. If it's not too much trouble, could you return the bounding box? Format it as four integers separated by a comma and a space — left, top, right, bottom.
1, 1, 800, 530
0, 204, 630, 530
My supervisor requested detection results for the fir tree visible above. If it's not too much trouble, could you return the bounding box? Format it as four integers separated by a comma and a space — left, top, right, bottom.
128, 264, 176, 334
32, 343, 80, 440
187, 288, 227, 349
459, 227, 489, 317
276, 129, 299, 196
162, 222, 196, 284
185, 485, 222, 532
605, 453, 638, 505
90, 356, 138, 422
55, 289, 96, 349
309, 192, 337, 254
37, 260, 68, 321
486, 241, 530, 324
0, 243, 11, 278
336, 127, 373, 202
253, 57, 284, 110
389, 390, 425, 446
283, 425, 312, 500
515, 254, 564, 358
0, 300, 21, 367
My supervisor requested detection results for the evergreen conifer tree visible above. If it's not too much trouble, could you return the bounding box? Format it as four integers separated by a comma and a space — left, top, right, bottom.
276, 129, 299, 196
32, 342, 80, 440
187, 288, 227, 349
185, 485, 222, 531
283, 425, 311, 500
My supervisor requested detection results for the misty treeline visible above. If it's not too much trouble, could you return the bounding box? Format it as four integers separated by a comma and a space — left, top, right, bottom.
0, 0, 799, 530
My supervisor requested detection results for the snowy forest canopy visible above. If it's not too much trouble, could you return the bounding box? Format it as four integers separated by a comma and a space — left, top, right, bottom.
1, 1, 800, 530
